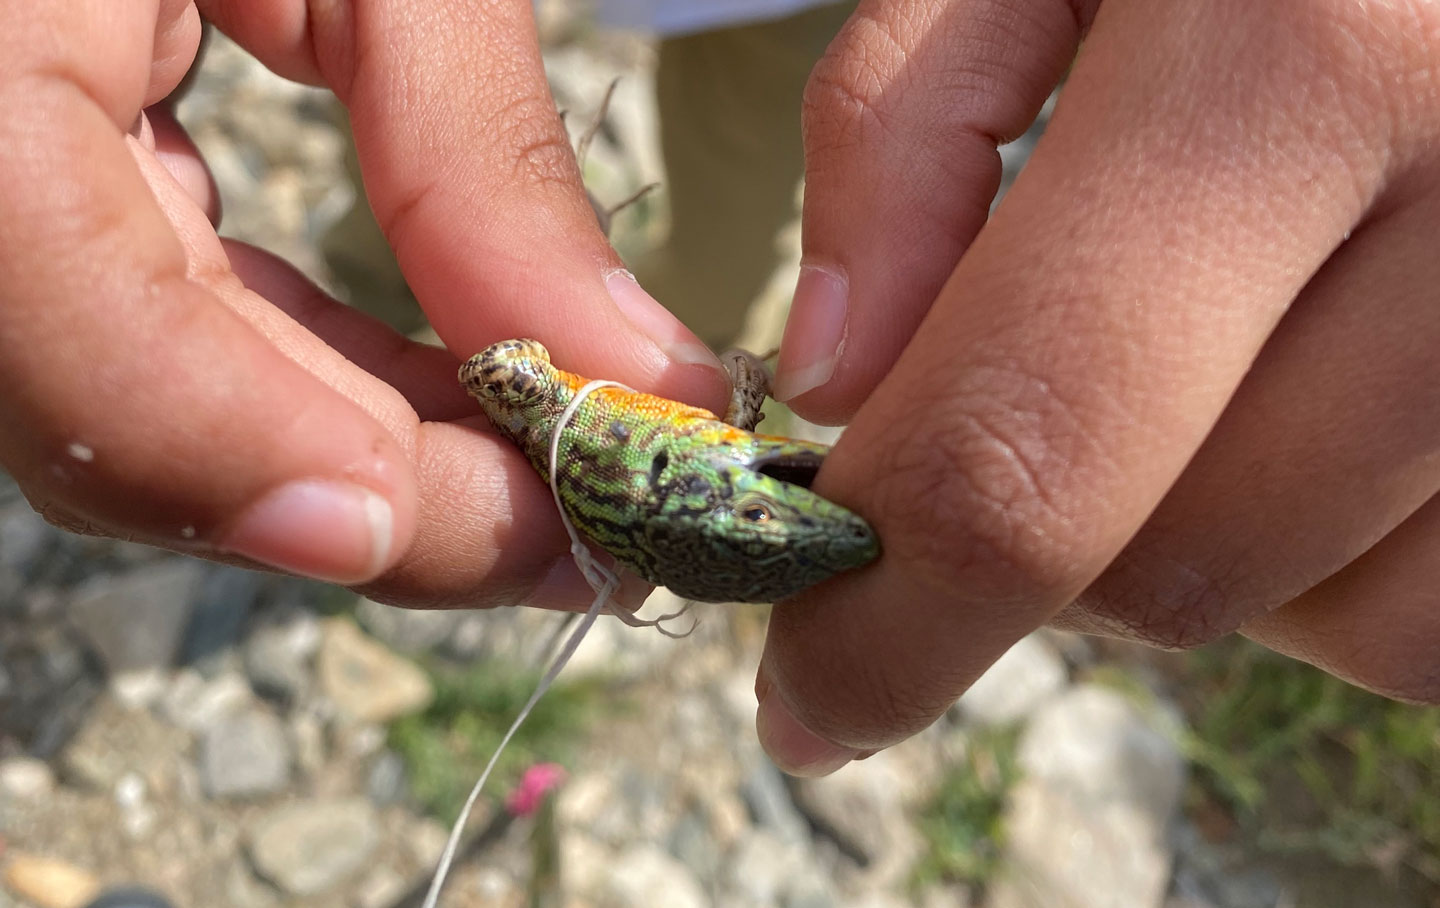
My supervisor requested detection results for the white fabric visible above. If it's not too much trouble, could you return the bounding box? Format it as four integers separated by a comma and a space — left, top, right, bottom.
592, 0, 843, 36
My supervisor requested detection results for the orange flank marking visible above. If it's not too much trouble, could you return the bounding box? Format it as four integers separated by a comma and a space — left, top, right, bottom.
555, 368, 726, 426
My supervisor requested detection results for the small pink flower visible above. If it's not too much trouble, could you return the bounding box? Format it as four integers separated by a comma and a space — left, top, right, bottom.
506, 762, 567, 817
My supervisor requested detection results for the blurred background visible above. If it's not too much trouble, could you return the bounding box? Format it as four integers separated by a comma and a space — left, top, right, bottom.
2, 3, 1438, 907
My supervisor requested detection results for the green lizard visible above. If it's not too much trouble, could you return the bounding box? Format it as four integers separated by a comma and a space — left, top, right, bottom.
460, 338, 879, 603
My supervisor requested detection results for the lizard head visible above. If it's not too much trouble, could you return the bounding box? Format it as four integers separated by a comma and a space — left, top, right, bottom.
645, 437, 880, 603
459, 338, 563, 445
459, 338, 554, 408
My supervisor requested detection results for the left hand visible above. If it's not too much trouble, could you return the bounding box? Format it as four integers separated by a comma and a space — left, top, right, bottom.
757, 0, 1440, 775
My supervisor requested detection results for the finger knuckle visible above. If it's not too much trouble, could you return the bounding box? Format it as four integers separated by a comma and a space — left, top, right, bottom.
870, 363, 1118, 605
490, 95, 581, 190
802, 16, 908, 157
1077, 551, 1246, 651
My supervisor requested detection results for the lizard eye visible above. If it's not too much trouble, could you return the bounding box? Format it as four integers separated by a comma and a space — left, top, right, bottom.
740, 503, 771, 522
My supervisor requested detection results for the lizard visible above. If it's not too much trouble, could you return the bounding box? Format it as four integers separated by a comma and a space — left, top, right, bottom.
427, 88, 879, 908
459, 338, 879, 603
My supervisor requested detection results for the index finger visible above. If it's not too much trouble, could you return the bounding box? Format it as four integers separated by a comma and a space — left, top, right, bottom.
201, 0, 729, 409
756, 0, 1402, 770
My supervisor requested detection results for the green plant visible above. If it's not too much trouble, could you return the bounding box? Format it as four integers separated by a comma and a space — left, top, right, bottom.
1181, 640, 1440, 883
388, 658, 618, 822
912, 725, 1023, 889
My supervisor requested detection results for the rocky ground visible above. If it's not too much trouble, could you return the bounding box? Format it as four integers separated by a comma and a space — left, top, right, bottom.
0, 463, 1204, 908
2, 9, 1432, 908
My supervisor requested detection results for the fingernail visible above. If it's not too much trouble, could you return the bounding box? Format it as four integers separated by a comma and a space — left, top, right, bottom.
773, 263, 848, 401
756, 684, 859, 777
605, 269, 720, 369
223, 480, 394, 584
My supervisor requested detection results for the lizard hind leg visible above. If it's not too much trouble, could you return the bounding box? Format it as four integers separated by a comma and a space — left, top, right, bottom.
605, 596, 699, 639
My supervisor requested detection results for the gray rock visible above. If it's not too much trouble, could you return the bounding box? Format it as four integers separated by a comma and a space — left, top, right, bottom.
354, 596, 462, 653
784, 864, 840, 908
0, 501, 50, 573
353, 865, 408, 908
365, 749, 408, 806
0, 756, 55, 800
667, 808, 721, 886
108, 668, 169, 709
599, 843, 707, 908
182, 567, 264, 666
160, 669, 254, 733
1017, 685, 1185, 813
740, 760, 809, 845
987, 684, 1185, 908
1167, 823, 1283, 908
60, 697, 189, 790
316, 618, 432, 723
564, 598, 677, 678
242, 605, 321, 704
199, 707, 291, 799
955, 634, 1068, 727
724, 830, 810, 907
68, 559, 204, 675
988, 778, 1173, 908
224, 859, 281, 908
789, 750, 921, 884
114, 771, 158, 840
247, 798, 379, 896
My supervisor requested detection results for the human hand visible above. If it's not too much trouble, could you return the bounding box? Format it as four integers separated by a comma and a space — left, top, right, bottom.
760, 0, 1440, 774
0, 0, 726, 608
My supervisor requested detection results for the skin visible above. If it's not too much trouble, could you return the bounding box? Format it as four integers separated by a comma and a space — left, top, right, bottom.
2, 0, 1437, 775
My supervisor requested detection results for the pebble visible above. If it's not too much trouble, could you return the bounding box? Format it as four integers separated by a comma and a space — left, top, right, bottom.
564, 603, 677, 678
60, 698, 188, 791
0, 501, 50, 574
159, 669, 254, 734
790, 750, 922, 885
114, 772, 158, 840
599, 843, 707, 908
108, 669, 169, 709
353, 865, 408, 908
182, 567, 264, 666
246, 798, 379, 896
354, 596, 462, 653
364, 750, 408, 806
2, 854, 101, 908
242, 605, 321, 703
67, 560, 204, 675
739, 761, 809, 845
955, 634, 1069, 727
1018, 685, 1185, 812
724, 830, 809, 907
0, 756, 56, 800
316, 618, 433, 724
199, 707, 292, 799
987, 685, 1185, 908
224, 858, 281, 908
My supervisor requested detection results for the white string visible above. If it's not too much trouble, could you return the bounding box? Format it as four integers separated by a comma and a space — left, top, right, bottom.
422, 378, 629, 908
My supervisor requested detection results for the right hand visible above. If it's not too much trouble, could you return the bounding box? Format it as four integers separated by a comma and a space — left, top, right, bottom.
0, 0, 728, 608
